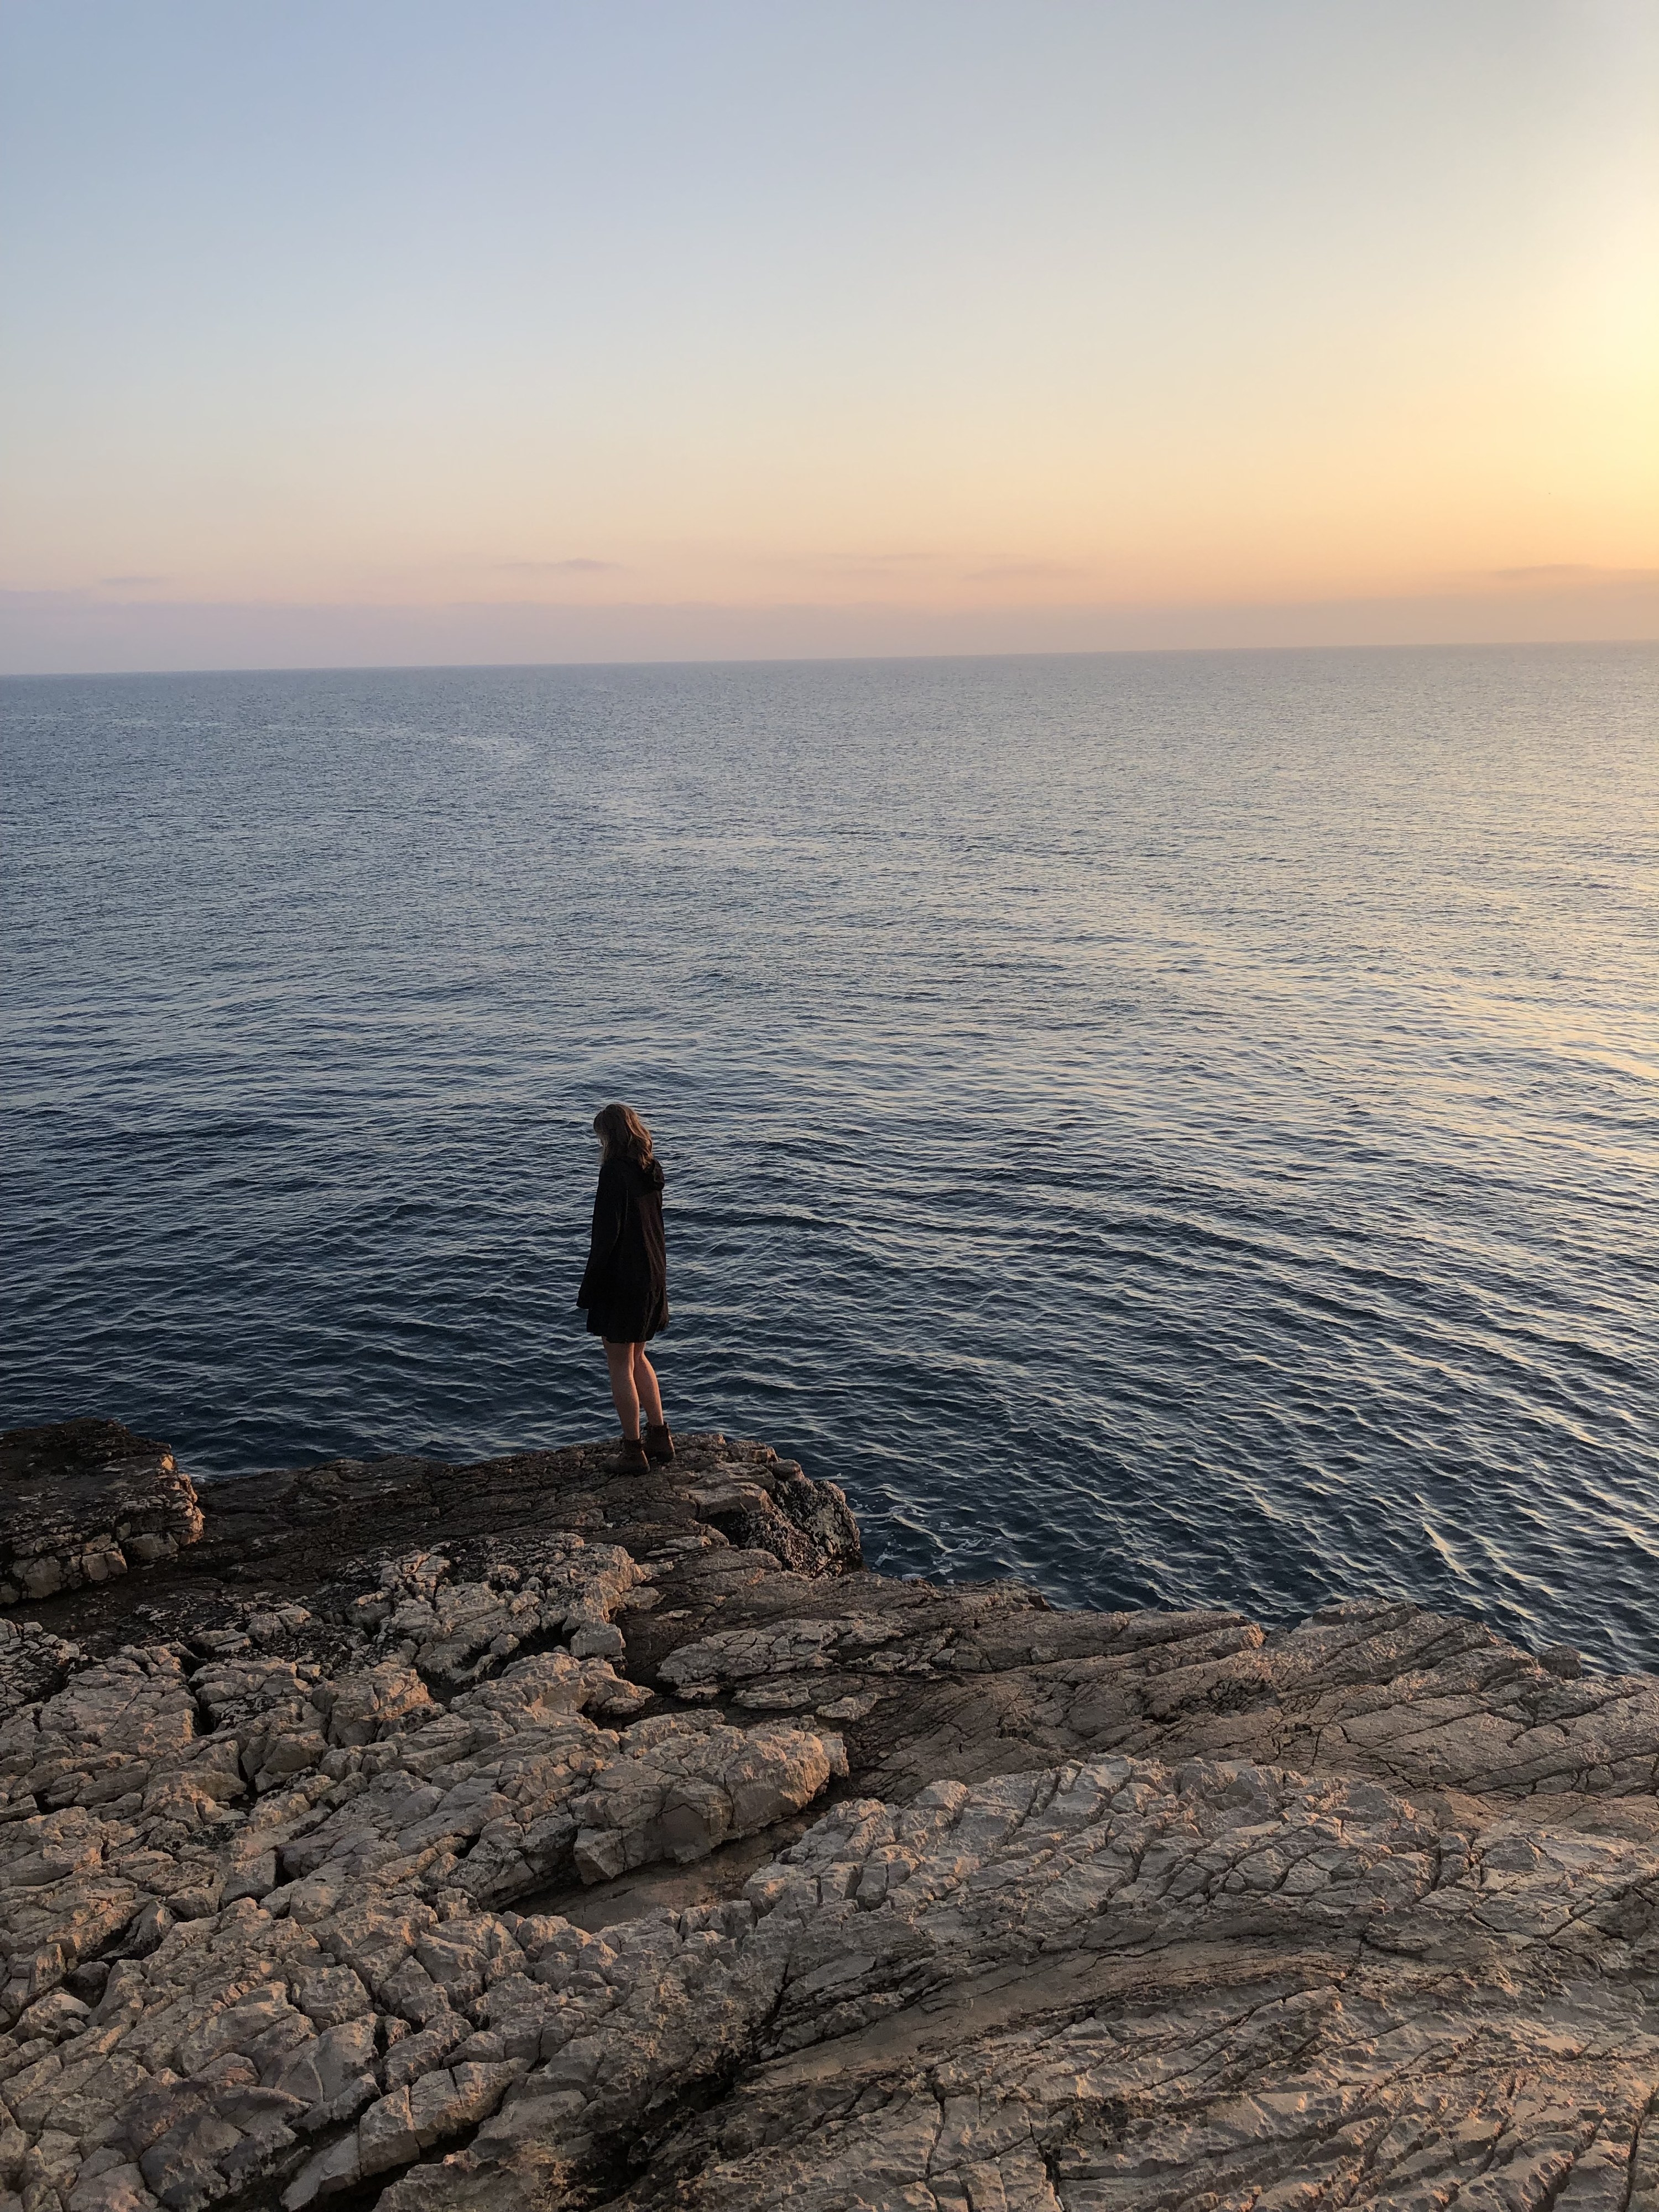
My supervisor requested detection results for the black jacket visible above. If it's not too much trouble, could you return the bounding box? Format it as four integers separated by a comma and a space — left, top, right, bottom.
577, 1156, 669, 1342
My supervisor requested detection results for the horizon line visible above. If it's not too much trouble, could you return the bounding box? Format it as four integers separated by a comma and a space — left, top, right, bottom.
2, 631, 1657, 685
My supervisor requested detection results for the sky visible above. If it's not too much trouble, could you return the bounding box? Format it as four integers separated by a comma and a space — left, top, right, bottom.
2, 0, 1656, 672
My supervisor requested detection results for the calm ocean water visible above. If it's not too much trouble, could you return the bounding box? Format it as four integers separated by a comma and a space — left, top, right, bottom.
3, 646, 1656, 1668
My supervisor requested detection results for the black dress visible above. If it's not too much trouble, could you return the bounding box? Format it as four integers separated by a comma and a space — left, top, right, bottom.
577, 1155, 669, 1343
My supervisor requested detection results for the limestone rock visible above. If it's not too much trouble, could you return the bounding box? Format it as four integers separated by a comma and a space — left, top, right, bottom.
2, 1422, 1655, 2212
384, 1755, 1659, 2212
0, 1423, 203, 1609
569, 1714, 843, 1880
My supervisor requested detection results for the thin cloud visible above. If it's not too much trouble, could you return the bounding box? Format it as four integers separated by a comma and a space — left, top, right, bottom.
494, 557, 623, 575
101, 574, 166, 587
1489, 564, 1659, 586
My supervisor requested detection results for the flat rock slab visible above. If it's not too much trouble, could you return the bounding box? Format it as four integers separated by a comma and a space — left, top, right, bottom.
1, 1417, 1655, 2212
0, 1421, 205, 1606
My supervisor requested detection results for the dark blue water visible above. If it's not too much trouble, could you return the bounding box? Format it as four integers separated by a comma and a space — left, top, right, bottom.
3, 647, 1656, 1670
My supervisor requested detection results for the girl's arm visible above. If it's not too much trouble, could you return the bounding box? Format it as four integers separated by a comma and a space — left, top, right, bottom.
577, 1162, 627, 1302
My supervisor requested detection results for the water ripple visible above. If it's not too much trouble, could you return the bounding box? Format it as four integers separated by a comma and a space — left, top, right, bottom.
2, 645, 1655, 1668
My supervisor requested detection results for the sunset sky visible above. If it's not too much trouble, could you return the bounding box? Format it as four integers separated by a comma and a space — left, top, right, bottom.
2, 0, 1655, 671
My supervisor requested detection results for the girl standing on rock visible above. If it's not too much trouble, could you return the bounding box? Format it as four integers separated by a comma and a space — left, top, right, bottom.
578, 1102, 674, 1471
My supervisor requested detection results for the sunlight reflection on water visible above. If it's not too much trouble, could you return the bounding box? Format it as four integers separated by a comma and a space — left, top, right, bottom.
3, 643, 1656, 1667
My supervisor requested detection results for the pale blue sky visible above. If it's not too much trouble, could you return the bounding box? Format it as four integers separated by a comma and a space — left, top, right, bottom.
3, 1, 1655, 670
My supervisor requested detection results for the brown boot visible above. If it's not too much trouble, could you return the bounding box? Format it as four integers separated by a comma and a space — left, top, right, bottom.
618, 1436, 649, 1472
643, 1423, 676, 1463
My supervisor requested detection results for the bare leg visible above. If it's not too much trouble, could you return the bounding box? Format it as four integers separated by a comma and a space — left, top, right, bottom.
632, 1345, 665, 1429
604, 1340, 641, 1438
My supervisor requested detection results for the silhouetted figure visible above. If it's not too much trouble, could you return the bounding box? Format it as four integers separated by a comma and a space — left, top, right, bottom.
578, 1102, 672, 1470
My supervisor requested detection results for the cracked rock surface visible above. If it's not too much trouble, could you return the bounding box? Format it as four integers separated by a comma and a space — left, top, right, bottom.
3, 1419, 1656, 2212
0, 1425, 204, 1609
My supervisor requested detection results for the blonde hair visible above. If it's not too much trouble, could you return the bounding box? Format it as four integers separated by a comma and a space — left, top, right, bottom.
593, 1102, 654, 1168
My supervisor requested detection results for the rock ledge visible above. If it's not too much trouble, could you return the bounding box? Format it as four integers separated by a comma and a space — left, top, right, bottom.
2, 1419, 1656, 2212
0, 1423, 203, 1607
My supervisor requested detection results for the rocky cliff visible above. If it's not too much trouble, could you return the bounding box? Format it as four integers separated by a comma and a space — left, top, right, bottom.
2, 1421, 1656, 2212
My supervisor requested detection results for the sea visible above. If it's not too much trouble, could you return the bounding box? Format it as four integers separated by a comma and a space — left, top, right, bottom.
3, 645, 1656, 1671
